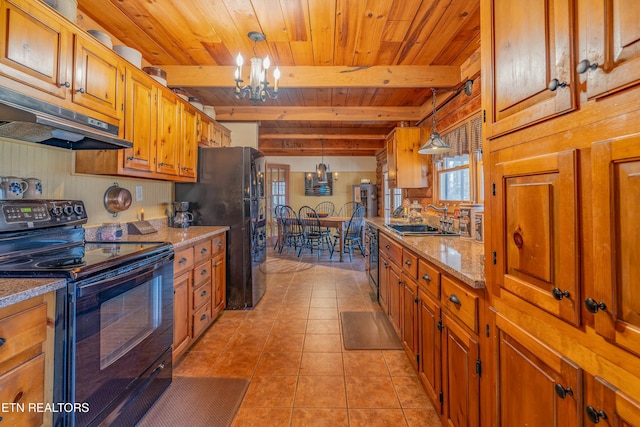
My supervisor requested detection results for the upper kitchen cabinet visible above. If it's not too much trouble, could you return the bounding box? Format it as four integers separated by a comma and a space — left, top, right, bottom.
591, 134, 640, 357
387, 127, 428, 189
179, 102, 198, 179
579, 0, 640, 100
0, 0, 122, 127
122, 66, 157, 173
484, 0, 576, 139
155, 86, 182, 177
0, 0, 70, 99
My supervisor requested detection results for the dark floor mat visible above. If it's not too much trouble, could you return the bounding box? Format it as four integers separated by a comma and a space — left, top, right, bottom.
136, 377, 249, 427
340, 311, 403, 350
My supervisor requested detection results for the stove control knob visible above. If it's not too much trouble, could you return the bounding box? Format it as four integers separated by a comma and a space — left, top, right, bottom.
63, 205, 74, 216
74, 204, 85, 216
51, 206, 63, 217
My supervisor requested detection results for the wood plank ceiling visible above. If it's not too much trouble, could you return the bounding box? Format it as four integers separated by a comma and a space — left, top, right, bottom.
76, 0, 481, 156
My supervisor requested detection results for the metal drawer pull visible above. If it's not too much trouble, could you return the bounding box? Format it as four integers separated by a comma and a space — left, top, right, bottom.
554, 384, 573, 399
548, 79, 567, 91
76, 88, 85, 94
552, 287, 570, 300
200, 314, 207, 321
405, 259, 412, 266
584, 298, 606, 313
385, 244, 390, 249
201, 269, 207, 275
201, 248, 208, 254
201, 290, 207, 297
178, 257, 188, 264
0, 337, 5, 347
585, 406, 607, 424
217, 241, 223, 246
422, 274, 431, 282
576, 59, 598, 74
449, 294, 461, 305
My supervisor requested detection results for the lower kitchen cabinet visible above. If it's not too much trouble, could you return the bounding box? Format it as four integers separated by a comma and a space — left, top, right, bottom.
418, 287, 441, 411
172, 233, 226, 362
401, 272, 419, 370
0, 292, 56, 427
583, 373, 640, 426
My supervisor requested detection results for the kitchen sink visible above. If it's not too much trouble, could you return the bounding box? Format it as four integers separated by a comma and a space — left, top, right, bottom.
384, 223, 459, 236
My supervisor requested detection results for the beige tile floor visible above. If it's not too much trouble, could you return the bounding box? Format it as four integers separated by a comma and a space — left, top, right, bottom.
174, 243, 442, 427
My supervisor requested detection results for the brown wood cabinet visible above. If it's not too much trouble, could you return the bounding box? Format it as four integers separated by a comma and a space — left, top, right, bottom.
386, 127, 428, 188
483, 0, 640, 424
485, 0, 576, 138
418, 287, 442, 412
401, 272, 418, 370
200, 117, 232, 148
0, 293, 56, 427
172, 233, 226, 362
179, 103, 198, 179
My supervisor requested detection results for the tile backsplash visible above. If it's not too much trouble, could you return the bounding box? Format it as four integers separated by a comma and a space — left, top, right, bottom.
0, 138, 173, 226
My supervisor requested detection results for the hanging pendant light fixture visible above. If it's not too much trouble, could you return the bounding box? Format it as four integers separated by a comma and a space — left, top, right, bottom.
316, 140, 330, 183
418, 88, 452, 155
234, 32, 280, 102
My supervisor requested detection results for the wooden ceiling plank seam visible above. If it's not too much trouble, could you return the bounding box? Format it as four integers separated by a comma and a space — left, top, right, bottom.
353, 0, 395, 66
412, 0, 481, 66
307, 0, 337, 65
250, 0, 290, 43
430, 5, 481, 65
334, 0, 365, 66
394, 0, 448, 65
221, 0, 273, 61
279, 0, 311, 42
290, 40, 315, 65
76, 1, 186, 65
387, 0, 425, 21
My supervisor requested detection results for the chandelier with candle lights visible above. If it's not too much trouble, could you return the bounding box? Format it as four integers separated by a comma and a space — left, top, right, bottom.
234, 32, 280, 102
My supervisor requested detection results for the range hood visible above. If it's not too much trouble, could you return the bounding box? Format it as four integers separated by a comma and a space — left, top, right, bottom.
0, 86, 132, 150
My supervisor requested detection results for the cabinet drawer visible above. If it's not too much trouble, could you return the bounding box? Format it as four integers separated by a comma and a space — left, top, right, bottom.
402, 250, 418, 279
192, 280, 212, 311
380, 234, 402, 265
192, 303, 211, 338
173, 246, 194, 276
194, 239, 212, 264
193, 260, 211, 288
0, 354, 45, 427
211, 234, 226, 258
441, 276, 478, 333
418, 259, 441, 299
0, 303, 47, 365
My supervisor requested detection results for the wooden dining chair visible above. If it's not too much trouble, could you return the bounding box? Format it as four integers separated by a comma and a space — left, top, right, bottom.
331, 205, 365, 261
277, 205, 303, 254
338, 201, 363, 218
297, 206, 333, 259
314, 201, 335, 216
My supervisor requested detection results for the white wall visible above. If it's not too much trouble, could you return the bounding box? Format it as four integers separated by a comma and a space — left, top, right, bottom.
222, 122, 259, 149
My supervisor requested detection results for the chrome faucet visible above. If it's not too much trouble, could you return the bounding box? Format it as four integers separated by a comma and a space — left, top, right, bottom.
425, 204, 449, 232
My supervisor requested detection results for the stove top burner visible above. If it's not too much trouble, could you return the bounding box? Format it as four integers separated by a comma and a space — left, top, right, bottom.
35, 258, 86, 269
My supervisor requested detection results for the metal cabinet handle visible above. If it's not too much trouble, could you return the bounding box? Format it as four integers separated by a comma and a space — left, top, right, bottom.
127, 156, 134, 161
201, 248, 208, 254
201, 290, 207, 296
217, 241, 223, 246
200, 314, 207, 321
584, 298, 606, 313
548, 79, 567, 91
552, 287, 570, 300
158, 162, 165, 167
76, 88, 85, 94
200, 269, 207, 275
554, 384, 573, 399
59, 81, 70, 88
576, 59, 598, 74
178, 257, 188, 264
585, 406, 607, 424
449, 294, 461, 305
0, 337, 5, 347
422, 274, 431, 282
405, 259, 412, 266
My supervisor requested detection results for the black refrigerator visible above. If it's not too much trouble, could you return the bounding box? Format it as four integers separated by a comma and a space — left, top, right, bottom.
175, 146, 267, 309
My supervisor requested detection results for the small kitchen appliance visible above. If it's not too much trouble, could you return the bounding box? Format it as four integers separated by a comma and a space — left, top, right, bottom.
171, 201, 194, 228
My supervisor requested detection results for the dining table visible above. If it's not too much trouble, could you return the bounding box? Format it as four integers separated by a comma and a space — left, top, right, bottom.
276, 215, 352, 261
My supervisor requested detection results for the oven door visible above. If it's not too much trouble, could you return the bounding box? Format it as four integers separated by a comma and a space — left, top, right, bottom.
70, 252, 173, 427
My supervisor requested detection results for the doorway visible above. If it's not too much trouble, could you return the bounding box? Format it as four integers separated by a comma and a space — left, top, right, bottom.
265, 164, 290, 240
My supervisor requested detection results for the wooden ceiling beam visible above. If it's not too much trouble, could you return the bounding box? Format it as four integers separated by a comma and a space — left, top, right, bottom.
260, 132, 385, 140
162, 65, 461, 88
258, 140, 383, 150
259, 148, 379, 157
216, 105, 422, 121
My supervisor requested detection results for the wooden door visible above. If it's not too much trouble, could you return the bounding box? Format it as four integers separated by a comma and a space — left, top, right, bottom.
401, 274, 419, 370
583, 373, 640, 426
487, 0, 576, 137
441, 312, 480, 427
212, 253, 226, 316
156, 88, 180, 176
494, 150, 580, 326
496, 318, 581, 427
173, 271, 191, 361
379, 254, 390, 315
72, 33, 121, 119
179, 105, 197, 179
581, 0, 640, 100
0, 0, 70, 99
123, 67, 155, 172
418, 288, 442, 412
388, 261, 402, 336
591, 135, 640, 357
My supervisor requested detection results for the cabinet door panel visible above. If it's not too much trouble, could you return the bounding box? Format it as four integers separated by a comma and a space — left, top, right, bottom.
123, 68, 155, 171
180, 106, 197, 178
73, 34, 121, 119
584, 374, 640, 426
388, 262, 402, 335
592, 135, 640, 356
583, 0, 640, 99
488, 0, 576, 137
401, 274, 418, 369
496, 318, 581, 427
418, 289, 442, 412
442, 312, 480, 427
379, 255, 389, 314
0, 0, 69, 99
156, 89, 180, 176
496, 150, 580, 325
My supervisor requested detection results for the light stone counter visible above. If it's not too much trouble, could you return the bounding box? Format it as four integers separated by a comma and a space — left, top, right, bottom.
366, 217, 485, 289
0, 277, 66, 308
114, 225, 229, 248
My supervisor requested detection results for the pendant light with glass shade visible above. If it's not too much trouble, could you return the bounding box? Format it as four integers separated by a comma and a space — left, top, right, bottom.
316, 140, 330, 183
418, 88, 452, 155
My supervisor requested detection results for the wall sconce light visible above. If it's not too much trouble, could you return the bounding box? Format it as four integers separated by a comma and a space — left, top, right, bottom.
332, 172, 339, 182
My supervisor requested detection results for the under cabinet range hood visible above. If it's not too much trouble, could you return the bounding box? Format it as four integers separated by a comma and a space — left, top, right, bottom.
0, 86, 132, 150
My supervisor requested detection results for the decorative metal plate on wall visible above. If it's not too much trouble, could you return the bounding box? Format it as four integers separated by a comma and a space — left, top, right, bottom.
304, 172, 334, 196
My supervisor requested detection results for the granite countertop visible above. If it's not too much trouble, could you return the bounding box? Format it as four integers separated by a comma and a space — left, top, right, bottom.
0, 225, 229, 309
366, 217, 485, 289
0, 278, 67, 309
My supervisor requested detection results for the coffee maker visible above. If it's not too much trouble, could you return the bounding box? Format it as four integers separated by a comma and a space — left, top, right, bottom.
171, 201, 193, 228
